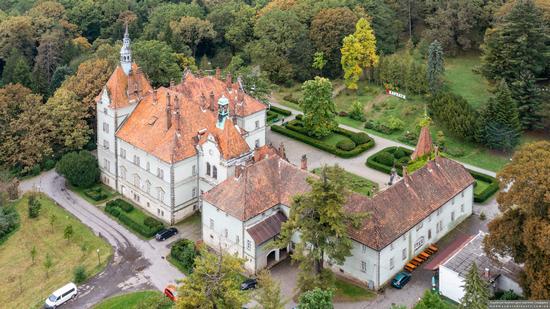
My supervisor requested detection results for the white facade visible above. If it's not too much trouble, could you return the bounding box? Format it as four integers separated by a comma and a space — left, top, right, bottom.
202, 182, 474, 285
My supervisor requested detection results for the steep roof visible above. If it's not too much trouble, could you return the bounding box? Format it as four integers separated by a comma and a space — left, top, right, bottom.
102, 63, 152, 109
116, 87, 251, 163
247, 212, 288, 245
204, 155, 474, 250
173, 72, 266, 117
411, 126, 434, 160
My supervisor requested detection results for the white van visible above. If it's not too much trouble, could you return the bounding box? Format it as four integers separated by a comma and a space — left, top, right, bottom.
44, 282, 78, 308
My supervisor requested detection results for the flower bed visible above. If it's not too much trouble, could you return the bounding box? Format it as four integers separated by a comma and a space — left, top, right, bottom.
271, 119, 375, 158
104, 199, 164, 238
366, 147, 498, 203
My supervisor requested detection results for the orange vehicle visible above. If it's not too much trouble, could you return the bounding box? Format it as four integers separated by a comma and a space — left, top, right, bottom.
164, 285, 178, 302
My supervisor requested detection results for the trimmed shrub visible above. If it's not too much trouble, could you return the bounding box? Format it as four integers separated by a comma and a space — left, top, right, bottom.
336, 139, 356, 151
84, 187, 107, 201
394, 148, 406, 159
117, 200, 134, 213
170, 239, 198, 275
74, 265, 86, 283
350, 132, 370, 145
470, 170, 499, 203
117, 212, 162, 238
267, 110, 279, 123
144, 217, 163, 229
269, 105, 292, 116
295, 114, 303, 121
376, 152, 395, 166
364, 120, 394, 134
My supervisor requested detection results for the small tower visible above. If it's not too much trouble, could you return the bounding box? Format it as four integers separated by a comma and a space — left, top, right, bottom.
216, 95, 229, 128
120, 23, 132, 75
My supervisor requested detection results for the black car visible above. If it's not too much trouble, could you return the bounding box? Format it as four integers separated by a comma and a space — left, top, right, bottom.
155, 227, 178, 241
240, 278, 257, 290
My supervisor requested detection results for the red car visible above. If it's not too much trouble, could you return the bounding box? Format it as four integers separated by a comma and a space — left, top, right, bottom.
164, 285, 178, 302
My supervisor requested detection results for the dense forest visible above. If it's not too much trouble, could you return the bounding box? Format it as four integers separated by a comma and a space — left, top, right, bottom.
0, 0, 548, 176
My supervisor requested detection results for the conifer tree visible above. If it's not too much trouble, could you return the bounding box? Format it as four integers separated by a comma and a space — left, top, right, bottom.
341, 18, 379, 90
482, 80, 522, 151
510, 71, 542, 129
427, 40, 444, 94
460, 263, 490, 309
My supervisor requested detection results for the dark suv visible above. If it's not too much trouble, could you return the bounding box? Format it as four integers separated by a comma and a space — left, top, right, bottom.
240, 278, 258, 290
155, 227, 178, 241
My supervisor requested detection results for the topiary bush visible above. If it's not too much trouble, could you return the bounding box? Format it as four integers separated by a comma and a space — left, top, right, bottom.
376, 152, 395, 166
116, 199, 134, 213
350, 132, 371, 145
336, 139, 356, 151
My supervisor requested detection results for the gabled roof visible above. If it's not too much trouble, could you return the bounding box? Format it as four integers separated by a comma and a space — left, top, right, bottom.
101, 63, 152, 109
247, 212, 288, 245
116, 87, 250, 163
173, 72, 266, 117
204, 154, 474, 251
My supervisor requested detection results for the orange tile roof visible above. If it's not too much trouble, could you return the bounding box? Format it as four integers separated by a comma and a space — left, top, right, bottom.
173, 72, 266, 117
101, 63, 152, 109
411, 126, 434, 160
204, 155, 474, 250
116, 87, 251, 163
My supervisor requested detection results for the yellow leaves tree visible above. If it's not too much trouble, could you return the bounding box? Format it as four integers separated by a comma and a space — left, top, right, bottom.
340, 17, 379, 90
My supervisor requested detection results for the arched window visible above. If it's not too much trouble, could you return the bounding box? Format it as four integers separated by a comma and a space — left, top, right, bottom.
133, 174, 141, 188
206, 162, 211, 176
157, 188, 165, 203
145, 180, 151, 194
120, 166, 127, 180
213, 166, 218, 179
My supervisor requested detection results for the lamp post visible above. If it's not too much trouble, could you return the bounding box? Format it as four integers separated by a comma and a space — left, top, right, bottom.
96, 249, 100, 265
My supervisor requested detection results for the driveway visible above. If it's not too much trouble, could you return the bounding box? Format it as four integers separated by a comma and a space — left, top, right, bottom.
19, 171, 195, 308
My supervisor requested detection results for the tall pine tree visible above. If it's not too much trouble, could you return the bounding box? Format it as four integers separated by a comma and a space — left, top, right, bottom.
427, 40, 445, 94
481, 0, 548, 128
482, 80, 522, 151
460, 263, 490, 309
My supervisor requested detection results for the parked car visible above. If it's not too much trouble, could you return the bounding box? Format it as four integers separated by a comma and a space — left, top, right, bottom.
164, 284, 178, 302
44, 282, 78, 308
391, 271, 412, 289
240, 278, 258, 290
155, 227, 178, 241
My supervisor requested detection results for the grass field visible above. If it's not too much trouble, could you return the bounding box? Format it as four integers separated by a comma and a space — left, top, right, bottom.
445, 55, 491, 109
333, 276, 376, 302
312, 168, 378, 197
0, 194, 112, 309
93, 291, 173, 309
474, 179, 491, 196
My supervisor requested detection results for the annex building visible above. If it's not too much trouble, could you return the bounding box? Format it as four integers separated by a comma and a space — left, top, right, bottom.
96, 27, 266, 224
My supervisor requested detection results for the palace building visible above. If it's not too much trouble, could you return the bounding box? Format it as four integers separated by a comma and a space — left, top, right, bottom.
96, 26, 267, 224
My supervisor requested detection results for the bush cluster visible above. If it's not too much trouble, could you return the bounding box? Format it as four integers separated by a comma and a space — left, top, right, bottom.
0, 205, 19, 245
170, 239, 198, 275
397, 131, 419, 145
336, 139, 356, 151
105, 199, 164, 238
269, 105, 292, 116
84, 187, 108, 202
282, 94, 300, 104
73, 265, 87, 283
350, 132, 370, 145
365, 120, 395, 134
56, 151, 100, 189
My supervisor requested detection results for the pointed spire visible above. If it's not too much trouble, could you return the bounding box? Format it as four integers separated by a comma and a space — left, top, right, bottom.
411, 126, 434, 160
120, 22, 132, 75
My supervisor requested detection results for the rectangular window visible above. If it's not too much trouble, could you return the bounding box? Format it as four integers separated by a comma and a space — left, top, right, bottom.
209, 218, 214, 230
120, 148, 126, 158
103, 159, 110, 172
402, 248, 407, 260
146, 162, 150, 171
402, 234, 406, 242
416, 222, 423, 231
361, 261, 367, 273
103, 122, 109, 133
437, 208, 442, 216
246, 240, 252, 251
461, 191, 464, 198
390, 243, 394, 251
452, 198, 455, 205
157, 168, 164, 180
255, 120, 260, 129
213, 166, 217, 179
224, 228, 228, 238
133, 155, 140, 166
461, 204, 464, 213
236, 235, 239, 244
192, 187, 196, 197
361, 244, 367, 254
103, 139, 109, 150
390, 258, 394, 270
255, 139, 260, 148
451, 211, 455, 222
192, 165, 196, 176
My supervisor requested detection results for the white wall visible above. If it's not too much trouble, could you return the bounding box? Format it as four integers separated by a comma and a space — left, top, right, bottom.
439, 265, 465, 303
240, 110, 266, 149
329, 239, 380, 289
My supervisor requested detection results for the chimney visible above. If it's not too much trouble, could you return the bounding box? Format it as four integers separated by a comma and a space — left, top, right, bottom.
278, 142, 287, 159
209, 91, 215, 111
153, 89, 158, 105
434, 145, 439, 158
301, 154, 307, 170
174, 95, 181, 133
226, 73, 232, 91
166, 92, 172, 130
235, 165, 243, 179
484, 268, 490, 279
215, 67, 221, 80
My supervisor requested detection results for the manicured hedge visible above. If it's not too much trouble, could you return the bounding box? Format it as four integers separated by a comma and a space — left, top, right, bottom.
84, 187, 108, 202
271, 124, 375, 158
269, 105, 292, 116
104, 199, 164, 238
366, 147, 499, 203
267, 110, 279, 123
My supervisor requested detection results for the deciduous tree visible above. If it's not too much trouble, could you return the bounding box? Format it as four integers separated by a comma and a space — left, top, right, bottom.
1, 50, 32, 88
414, 290, 453, 309
170, 16, 216, 56
56, 151, 100, 188
300, 77, 336, 138
298, 288, 334, 309
254, 270, 286, 309
341, 18, 379, 90
133, 40, 181, 87
0, 16, 35, 61
176, 248, 250, 308
460, 263, 490, 309
273, 165, 366, 292
483, 141, 550, 299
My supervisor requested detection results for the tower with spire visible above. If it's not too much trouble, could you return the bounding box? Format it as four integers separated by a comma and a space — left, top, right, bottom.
120, 23, 132, 75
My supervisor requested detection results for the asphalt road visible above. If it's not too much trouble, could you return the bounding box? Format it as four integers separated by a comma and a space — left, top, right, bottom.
19, 171, 184, 308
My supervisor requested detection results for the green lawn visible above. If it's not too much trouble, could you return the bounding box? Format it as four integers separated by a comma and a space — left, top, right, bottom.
70, 182, 117, 205
474, 179, 491, 196
445, 55, 491, 109
0, 194, 112, 309
103, 199, 164, 239
333, 277, 376, 302
312, 168, 378, 197
93, 291, 173, 309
